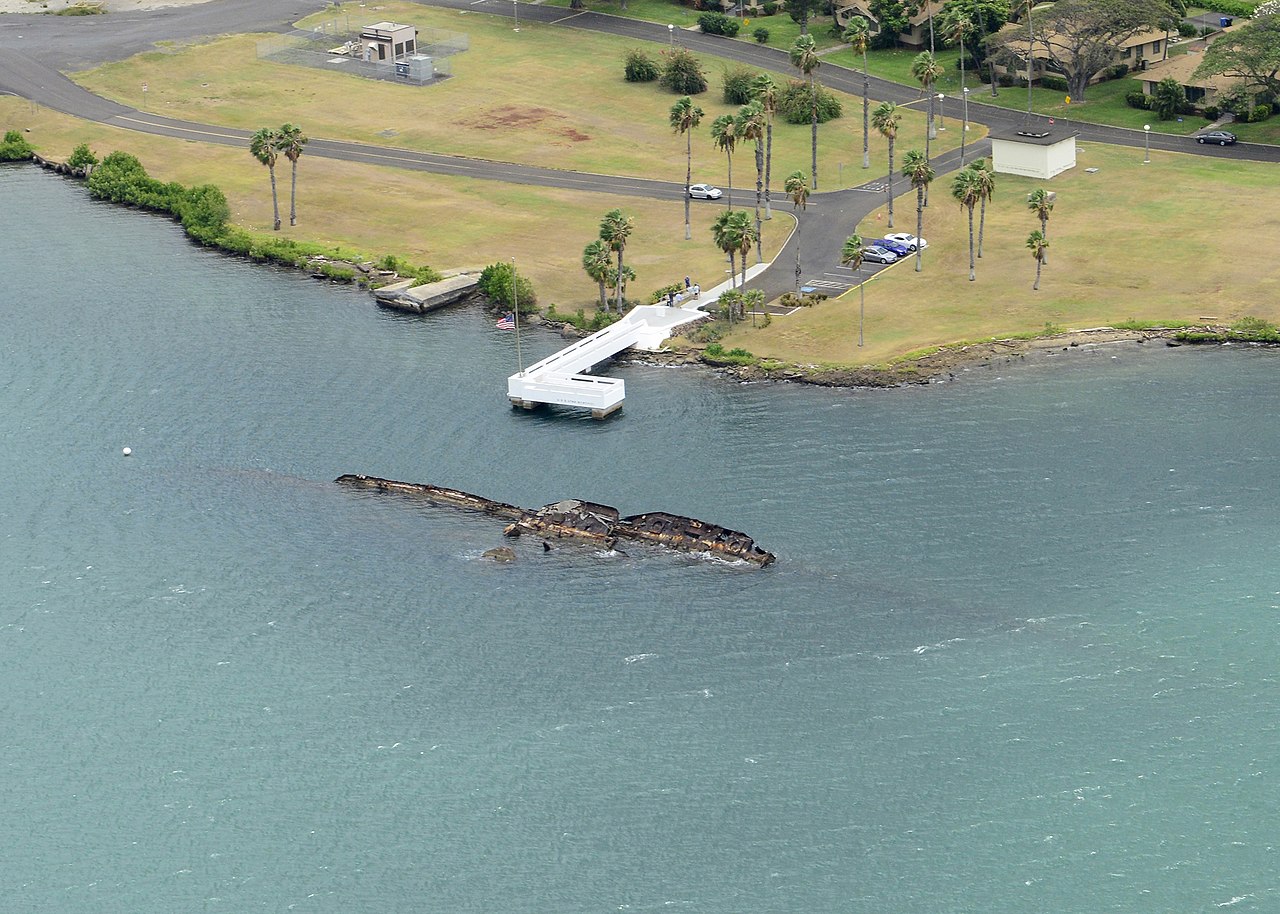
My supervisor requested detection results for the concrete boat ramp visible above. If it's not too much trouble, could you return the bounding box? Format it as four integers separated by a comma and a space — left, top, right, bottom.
375, 273, 479, 314
508, 265, 766, 419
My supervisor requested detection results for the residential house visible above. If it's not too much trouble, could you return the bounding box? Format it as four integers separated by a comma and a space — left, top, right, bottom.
834, 0, 947, 48
1137, 28, 1248, 107
993, 24, 1169, 85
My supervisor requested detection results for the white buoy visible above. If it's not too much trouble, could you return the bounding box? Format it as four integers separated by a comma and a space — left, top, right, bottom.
122, 447, 132, 457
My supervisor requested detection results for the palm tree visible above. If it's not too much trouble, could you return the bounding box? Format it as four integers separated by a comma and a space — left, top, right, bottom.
249, 127, 281, 231
784, 170, 809, 291
970, 158, 996, 258
1027, 187, 1053, 264
710, 113, 738, 210
841, 233, 867, 346
599, 209, 634, 312
789, 35, 821, 191
711, 210, 744, 318
871, 103, 900, 229
901, 149, 935, 273
742, 288, 765, 328
943, 13, 973, 163
951, 167, 980, 281
275, 123, 307, 227
751, 74, 778, 219
842, 17, 872, 170
669, 96, 705, 241
1027, 230, 1048, 290
729, 209, 758, 288
735, 103, 766, 264
582, 239, 612, 310
911, 51, 943, 158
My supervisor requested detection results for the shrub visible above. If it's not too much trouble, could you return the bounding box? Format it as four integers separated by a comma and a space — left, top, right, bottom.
754, 27, 770, 43
0, 129, 35, 161
1202, 105, 1220, 120
1247, 104, 1272, 122
660, 48, 708, 94
544, 304, 620, 332
649, 283, 687, 304
703, 342, 757, 365
66, 143, 98, 170
314, 263, 357, 282
1125, 90, 1151, 110
175, 183, 231, 236
778, 81, 843, 123
478, 262, 537, 313
1105, 63, 1130, 80
722, 65, 758, 104
624, 48, 659, 82
1231, 316, 1280, 341
1193, 0, 1252, 17
1177, 20, 1198, 37
679, 322, 716, 345
54, 2, 106, 14
698, 12, 741, 36
1040, 74, 1069, 92
762, 1, 778, 13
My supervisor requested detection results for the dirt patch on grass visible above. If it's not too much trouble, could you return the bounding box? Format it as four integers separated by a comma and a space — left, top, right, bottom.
460, 106, 591, 143
464, 105, 560, 130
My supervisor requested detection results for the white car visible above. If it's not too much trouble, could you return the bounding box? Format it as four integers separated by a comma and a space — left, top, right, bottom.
884, 232, 928, 252
688, 183, 723, 200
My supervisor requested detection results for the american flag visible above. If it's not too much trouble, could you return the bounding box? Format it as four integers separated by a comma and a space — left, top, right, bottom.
495, 312, 516, 330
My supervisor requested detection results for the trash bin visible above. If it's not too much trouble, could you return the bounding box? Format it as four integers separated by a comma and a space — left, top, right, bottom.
1219, 16, 1232, 26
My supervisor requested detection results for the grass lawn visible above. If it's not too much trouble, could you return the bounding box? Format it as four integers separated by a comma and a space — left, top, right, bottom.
73, 0, 956, 194
539, 0, 848, 52
721, 142, 1280, 366
0, 98, 784, 312
516, 0, 1280, 142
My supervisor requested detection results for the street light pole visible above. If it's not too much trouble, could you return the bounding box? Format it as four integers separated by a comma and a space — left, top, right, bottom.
668, 23, 674, 46
513, 0, 518, 30
937, 93, 945, 129
962, 87, 969, 164
1143, 124, 1151, 163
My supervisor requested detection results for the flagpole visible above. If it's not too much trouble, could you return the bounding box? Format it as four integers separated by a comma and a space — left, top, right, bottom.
512, 257, 524, 376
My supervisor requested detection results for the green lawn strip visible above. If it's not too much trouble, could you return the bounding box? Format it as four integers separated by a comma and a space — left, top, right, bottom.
721, 142, 1280, 366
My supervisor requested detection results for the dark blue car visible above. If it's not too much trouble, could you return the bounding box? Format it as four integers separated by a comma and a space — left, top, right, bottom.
871, 238, 912, 258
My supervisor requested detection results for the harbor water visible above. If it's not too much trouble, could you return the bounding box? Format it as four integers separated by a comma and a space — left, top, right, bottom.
2, 166, 1277, 912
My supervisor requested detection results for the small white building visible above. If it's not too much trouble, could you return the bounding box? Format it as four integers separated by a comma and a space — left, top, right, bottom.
360, 21, 418, 62
989, 127, 1078, 180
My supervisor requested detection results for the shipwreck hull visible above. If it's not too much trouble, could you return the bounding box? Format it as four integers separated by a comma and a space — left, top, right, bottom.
336, 476, 775, 566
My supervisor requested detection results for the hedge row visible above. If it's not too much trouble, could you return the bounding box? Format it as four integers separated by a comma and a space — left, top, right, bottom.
80, 149, 441, 284
1192, 0, 1258, 18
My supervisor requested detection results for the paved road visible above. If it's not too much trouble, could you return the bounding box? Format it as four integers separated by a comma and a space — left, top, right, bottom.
1, 0, 1273, 301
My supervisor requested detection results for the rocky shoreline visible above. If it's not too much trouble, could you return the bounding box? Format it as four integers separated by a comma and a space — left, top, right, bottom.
612, 326, 1245, 390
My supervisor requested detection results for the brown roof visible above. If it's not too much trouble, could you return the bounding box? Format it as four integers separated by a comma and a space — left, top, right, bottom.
1140, 49, 1246, 91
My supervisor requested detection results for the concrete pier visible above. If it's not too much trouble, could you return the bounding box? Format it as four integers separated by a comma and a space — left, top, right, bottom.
506, 265, 768, 418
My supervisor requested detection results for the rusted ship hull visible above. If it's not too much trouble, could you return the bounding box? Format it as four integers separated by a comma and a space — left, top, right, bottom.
335, 475, 775, 566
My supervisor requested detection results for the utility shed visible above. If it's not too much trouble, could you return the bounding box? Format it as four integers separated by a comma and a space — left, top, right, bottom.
360, 21, 418, 61
989, 127, 1079, 180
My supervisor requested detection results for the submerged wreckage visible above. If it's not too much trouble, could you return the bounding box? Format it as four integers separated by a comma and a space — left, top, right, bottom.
335, 474, 776, 567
